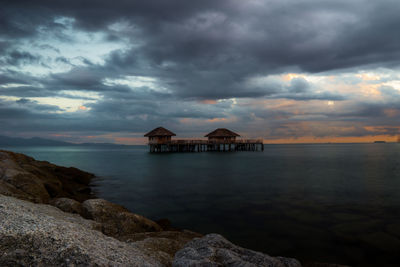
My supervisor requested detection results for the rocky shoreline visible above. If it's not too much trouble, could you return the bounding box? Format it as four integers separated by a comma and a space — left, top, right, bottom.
0, 150, 344, 266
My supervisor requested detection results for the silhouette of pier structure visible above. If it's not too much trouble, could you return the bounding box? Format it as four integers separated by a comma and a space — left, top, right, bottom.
144, 127, 263, 153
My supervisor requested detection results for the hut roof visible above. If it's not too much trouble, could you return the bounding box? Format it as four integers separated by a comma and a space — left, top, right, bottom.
205, 128, 240, 137
144, 127, 176, 137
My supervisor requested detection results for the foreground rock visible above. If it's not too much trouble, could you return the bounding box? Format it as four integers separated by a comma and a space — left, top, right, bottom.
0, 150, 314, 266
173, 233, 301, 267
0, 150, 94, 203
50, 197, 85, 215
128, 230, 204, 265
0, 150, 206, 265
82, 198, 163, 238
0, 194, 163, 266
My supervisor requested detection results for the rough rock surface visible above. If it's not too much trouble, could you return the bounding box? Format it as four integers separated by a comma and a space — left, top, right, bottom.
126, 230, 204, 265
0, 150, 94, 203
50, 197, 85, 215
0, 194, 163, 266
82, 198, 163, 237
173, 233, 302, 267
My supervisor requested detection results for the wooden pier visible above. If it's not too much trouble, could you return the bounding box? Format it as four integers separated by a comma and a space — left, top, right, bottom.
144, 127, 264, 153
148, 139, 264, 153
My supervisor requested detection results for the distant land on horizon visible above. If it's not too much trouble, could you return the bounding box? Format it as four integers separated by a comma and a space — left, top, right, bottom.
0, 135, 131, 147
0, 135, 399, 148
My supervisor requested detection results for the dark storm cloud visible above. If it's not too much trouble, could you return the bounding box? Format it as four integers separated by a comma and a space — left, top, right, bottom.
0, 74, 23, 85
246, 77, 345, 101
0, 97, 174, 133
1, 0, 399, 140
0, 85, 56, 97
50, 68, 104, 89
0, 99, 59, 120
118, 0, 400, 72
3, 0, 400, 72
281, 77, 345, 100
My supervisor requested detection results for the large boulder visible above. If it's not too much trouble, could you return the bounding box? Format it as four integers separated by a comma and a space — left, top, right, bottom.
50, 197, 85, 215
127, 230, 204, 266
0, 152, 50, 202
0, 150, 94, 203
0, 179, 36, 201
0, 194, 163, 266
82, 198, 163, 238
173, 233, 302, 267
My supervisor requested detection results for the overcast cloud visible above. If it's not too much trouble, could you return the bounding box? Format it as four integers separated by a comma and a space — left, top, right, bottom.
1, 0, 399, 143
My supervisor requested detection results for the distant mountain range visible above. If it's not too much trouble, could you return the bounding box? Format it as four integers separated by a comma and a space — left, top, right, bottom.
0, 135, 129, 147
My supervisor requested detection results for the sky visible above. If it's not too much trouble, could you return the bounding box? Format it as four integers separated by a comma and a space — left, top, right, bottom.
1, 0, 400, 144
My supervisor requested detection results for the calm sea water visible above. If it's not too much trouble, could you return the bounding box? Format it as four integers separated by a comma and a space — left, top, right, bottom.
3, 143, 400, 266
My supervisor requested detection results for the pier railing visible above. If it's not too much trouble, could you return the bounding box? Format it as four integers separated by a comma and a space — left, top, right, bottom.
147, 139, 264, 152
148, 139, 263, 145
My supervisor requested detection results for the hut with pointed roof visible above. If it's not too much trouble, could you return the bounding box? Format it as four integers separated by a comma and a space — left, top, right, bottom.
144, 127, 263, 153
144, 127, 176, 144
205, 128, 240, 142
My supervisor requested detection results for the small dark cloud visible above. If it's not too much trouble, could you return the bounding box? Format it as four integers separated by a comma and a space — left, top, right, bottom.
50, 68, 103, 88
14, 98, 62, 111
0, 74, 25, 85
15, 98, 30, 104
288, 78, 309, 93
55, 56, 70, 64
278, 92, 346, 101
0, 85, 54, 97
6, 50, 41, 66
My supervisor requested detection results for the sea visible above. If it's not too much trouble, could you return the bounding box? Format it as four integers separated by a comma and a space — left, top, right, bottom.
2, 143, 400, 266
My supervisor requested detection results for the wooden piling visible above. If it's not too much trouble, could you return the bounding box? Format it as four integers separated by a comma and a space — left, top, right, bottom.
148, 139, 263, 153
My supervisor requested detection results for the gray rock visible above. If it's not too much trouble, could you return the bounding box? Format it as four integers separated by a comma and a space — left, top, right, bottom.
173, 233, 301, 267
50, 197, 85, 215
0, 194, 163, 266
82, 198, 163, 238
123, 230, 203, 265
129, 230, 203, 266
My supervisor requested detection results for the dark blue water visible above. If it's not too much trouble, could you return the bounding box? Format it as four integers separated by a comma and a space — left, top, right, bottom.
3, 144, 400, 266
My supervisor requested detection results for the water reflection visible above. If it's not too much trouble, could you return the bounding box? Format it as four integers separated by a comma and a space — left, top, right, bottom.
4, 144, 400, 266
